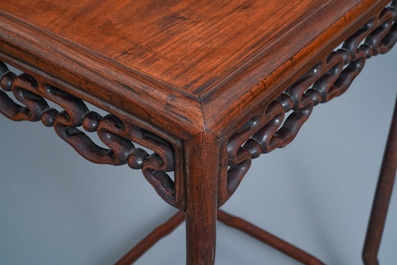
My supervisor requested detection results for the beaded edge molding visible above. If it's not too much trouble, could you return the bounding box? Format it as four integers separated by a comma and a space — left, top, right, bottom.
223, 1, 397, 205
0, 62, 181, 208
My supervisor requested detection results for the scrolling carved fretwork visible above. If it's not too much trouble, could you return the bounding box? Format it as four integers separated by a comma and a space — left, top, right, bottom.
0, 61, 181, 209
224, 2, 397, 203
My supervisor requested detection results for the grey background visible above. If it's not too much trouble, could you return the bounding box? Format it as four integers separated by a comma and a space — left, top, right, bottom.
0, 48, 396, 265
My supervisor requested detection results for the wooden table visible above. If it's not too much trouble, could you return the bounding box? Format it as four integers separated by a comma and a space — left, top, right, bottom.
1, 0, 396, 264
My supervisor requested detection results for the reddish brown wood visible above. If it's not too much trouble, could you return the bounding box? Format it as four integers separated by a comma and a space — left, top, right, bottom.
0, 0, 391, 139
363, 96, 397, 265
222, 3, 397, 204
115, 211, 185, 265
184, 132, 220, 265
200, 0, 393, 137
0, 0, 340, 93
217, 210, 325, 265
0, 61, 184, 209
0, 1, 396, 264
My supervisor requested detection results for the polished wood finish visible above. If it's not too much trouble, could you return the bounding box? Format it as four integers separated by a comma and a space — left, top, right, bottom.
222, 2, 397, 204
0, 61, 184, 209
0, 0, 396, 264
0, 0, 391, 138
184, 132, 220, 265
0, 0, 332, 94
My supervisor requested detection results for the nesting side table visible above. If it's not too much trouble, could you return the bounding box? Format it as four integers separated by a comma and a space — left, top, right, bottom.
1, 0, 396, 264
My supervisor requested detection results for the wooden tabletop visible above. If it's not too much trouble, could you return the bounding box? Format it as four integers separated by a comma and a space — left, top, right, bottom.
0, 0, 390, 139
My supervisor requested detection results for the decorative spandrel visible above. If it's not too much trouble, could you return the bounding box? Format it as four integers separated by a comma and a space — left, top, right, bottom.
0, 61, 182, 209
1, 1, 396, 211
222, 2, 397, 205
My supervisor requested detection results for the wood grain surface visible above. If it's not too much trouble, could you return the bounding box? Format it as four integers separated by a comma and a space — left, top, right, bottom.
0, 0, 332, 93
1, 1, 396, 264
0, 0, 390, 138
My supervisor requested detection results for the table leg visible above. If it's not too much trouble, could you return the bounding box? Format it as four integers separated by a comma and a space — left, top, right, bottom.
115, 211, 185, 264
217, 209, 325, 265
184, 132, 220, 265
363, 96, 397, 265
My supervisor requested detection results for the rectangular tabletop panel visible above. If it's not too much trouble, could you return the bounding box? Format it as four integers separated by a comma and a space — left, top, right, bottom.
0, 0, 334, 94
0, 0, 388, 137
